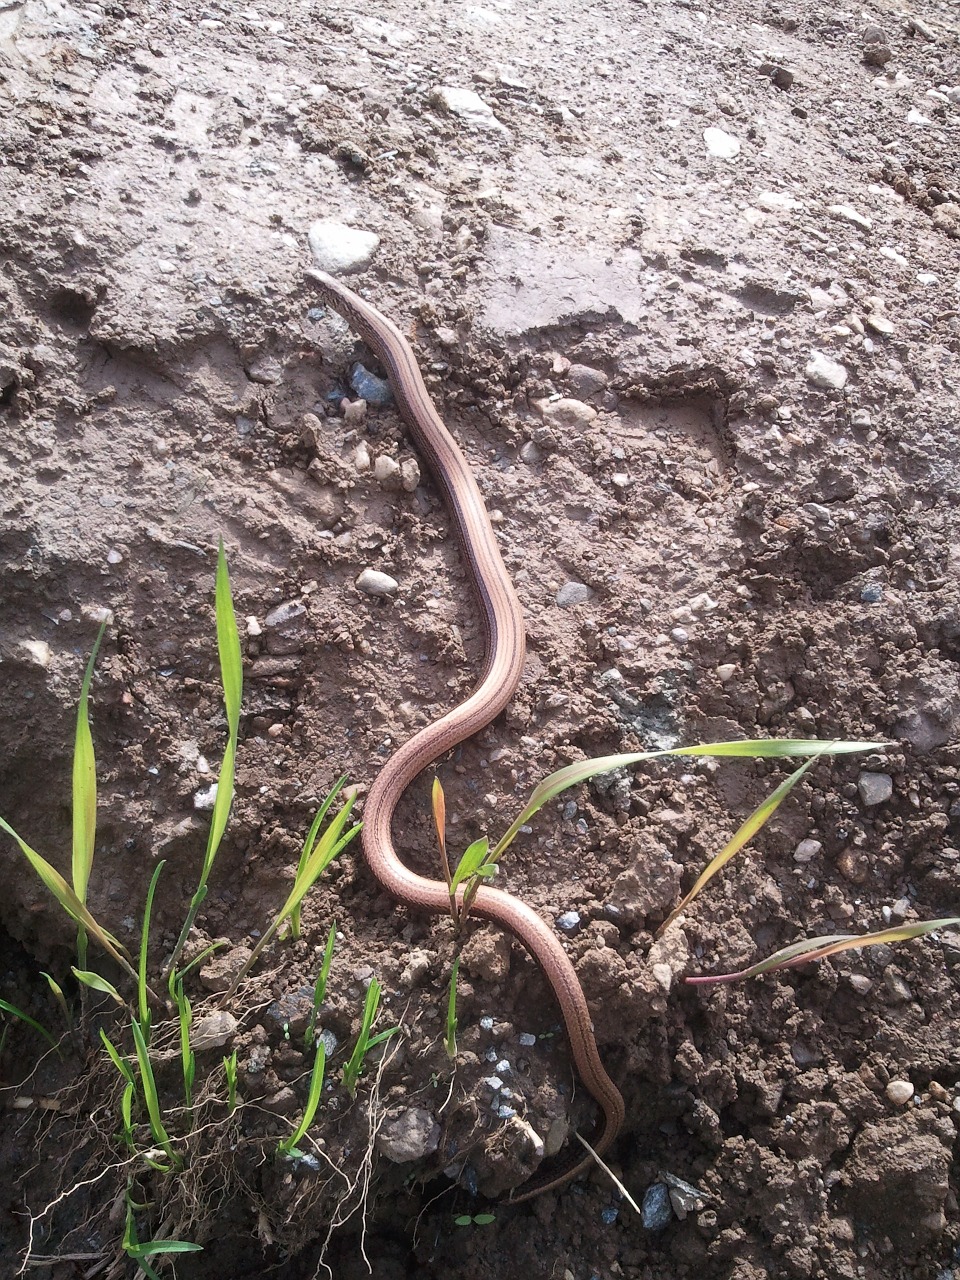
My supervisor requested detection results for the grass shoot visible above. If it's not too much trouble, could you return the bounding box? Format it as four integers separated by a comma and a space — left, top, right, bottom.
167, 540, 243, 975
221, 784, 360, 1003
0, 998, 57, 1050
444, 957, 460, 1060
223, 1049, 238, 1113
304, 922, 337, 1049
123, 1184, 201, 1279
130, 1019, 179, 1171
71, 619, 107, 973
71, 969, 125, 1006
342, 978, 399, 1096
277, 1040, 326, 1158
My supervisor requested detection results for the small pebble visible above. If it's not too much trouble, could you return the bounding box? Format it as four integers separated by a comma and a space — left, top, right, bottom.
703, 127, 740, 159
538, 398, 598, 431
642, 1182, 674, 1231
860, 584, 883, 603
246, 616, 262, 637
265, 600, 306, 628
480, 1016, 495, 1031
350, 363, 392, 406
356, 569, 399, 597
670, 627, 689, 645
518, 1032, 537, 1046
865, 313, 895, 335
308, 219, 380, 273
374, 455, 401, 487
805, 352, 848, 390
193, 783, 218, 811
793, 839, 822, 863
858, 772, 893, 806
827, 203, 872, 231
555, 582, 592, 608
601, 1206, 619, 1225
716, 663, 737, 682
430, 85, 509, 134
885, 1080, 914, 1106
556, 911, 581, 932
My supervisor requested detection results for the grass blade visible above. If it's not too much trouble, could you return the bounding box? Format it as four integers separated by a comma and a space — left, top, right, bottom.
445, 957, 460, 1060
100, 1028, 135, 1085
278, 1040, 326, 1156
138, 862, 165, 1040
490, 739, 888, 863
72, 619, 107, 970
687, 917, 960, 984
657, 754, 822, 935
130, 1018, 179, 1168
304, 922, 336, 1048
71, 968, 125, 1005
167, 541, 243, 973
221, 791, 360, 1003
0, 998, 57, 1049
342, 978, 399, 1095
289, 777, 346, 939
0, 816, 137, 979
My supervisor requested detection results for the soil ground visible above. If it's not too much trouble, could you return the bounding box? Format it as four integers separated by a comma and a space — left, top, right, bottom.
2, 0, 960, 1277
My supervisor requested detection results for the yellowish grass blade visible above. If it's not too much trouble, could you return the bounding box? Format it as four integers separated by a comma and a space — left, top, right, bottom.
657, 754, 822, 935
687, 917, 960, 984
491, 739, 888, 862
71, 620, 107, 907
0, 815, 134, 977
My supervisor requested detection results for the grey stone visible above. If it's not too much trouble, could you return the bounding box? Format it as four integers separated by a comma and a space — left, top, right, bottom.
642, 1182, 674, 1231
430, 86, 508, 134
377, 1107, 441, 1162
555, 581, 592, 608
858, 772, 893, 806
192, 1011, 239, 1052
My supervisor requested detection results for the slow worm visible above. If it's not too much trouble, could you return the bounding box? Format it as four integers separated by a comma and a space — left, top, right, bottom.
307, 269, 625, 1199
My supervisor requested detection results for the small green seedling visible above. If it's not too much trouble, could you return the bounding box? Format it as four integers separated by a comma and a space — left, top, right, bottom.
173, 981, 195, 1109
444, 957, 460, 1061
71, 969, 125, 1006
40, 972, 71, 1029
454, 1213, 496, 1227
0, 998, 57, 1050
342, 978, 399, 1096
222, 784, 360, 1003
72, 619, 108, 973
687, 916, 960, 984
277, 1040, 326, 1158
168, 541, 242, 975
223, 1049, 239, 1114
130, 1019, 179, 1171
138, 861, 164, 1040
123, 1183, 201, 1280
289, 785, 350, 940
304, 922, 336, 1049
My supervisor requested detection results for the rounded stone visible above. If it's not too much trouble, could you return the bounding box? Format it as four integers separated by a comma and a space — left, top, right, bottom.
356, 569, 399, 597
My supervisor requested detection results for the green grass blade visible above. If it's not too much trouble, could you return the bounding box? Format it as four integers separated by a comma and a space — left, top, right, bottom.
221, 797, 360, 1003
224, 1049, 238, 1113
450, 838, 491, 895
278, 1040, 326, 1155
72, 620, 107, 968
135, 1242, 204, 1257
130, 1018, 178, 1168
0, 998, 57, 1048
71, 968, 125, 1005
342, 978, 398, 1095
290, 779, 346, 938
305, 922, 336, 1048
100, 1028, 135, 1085
40, 971, 71, 1027
658, 755, 822, 935
445, 957, 460, 1060
0, 816, 136, 978
491, 739, 889, 861
688, 917, 960, 984
167, 543, 243, 974
138, 861, 165, 1039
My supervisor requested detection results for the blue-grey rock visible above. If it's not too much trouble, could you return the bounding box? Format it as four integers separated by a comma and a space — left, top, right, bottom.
350, 362, 393, 406
642, 1182, 674, 1231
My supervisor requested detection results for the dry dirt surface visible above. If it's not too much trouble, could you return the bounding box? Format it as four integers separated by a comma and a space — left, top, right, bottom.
2, 0, 960, 1276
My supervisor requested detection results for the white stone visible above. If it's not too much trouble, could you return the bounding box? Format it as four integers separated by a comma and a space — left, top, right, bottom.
192, 1011, 239, 1052
308, 219, 380, 274
555, 582, 591, 608
356, 569, 399, 597
805, 352, 848, 390
827, 203, 872, 231
906, 108, 931, 125
703, 127, 740, 159
755, 191, 802, 212
716, 663, 737, 682
194, 783, 218, 811
885, 1079, 914, 1106
430, 85, 508, 134
19, 640, 52, 668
